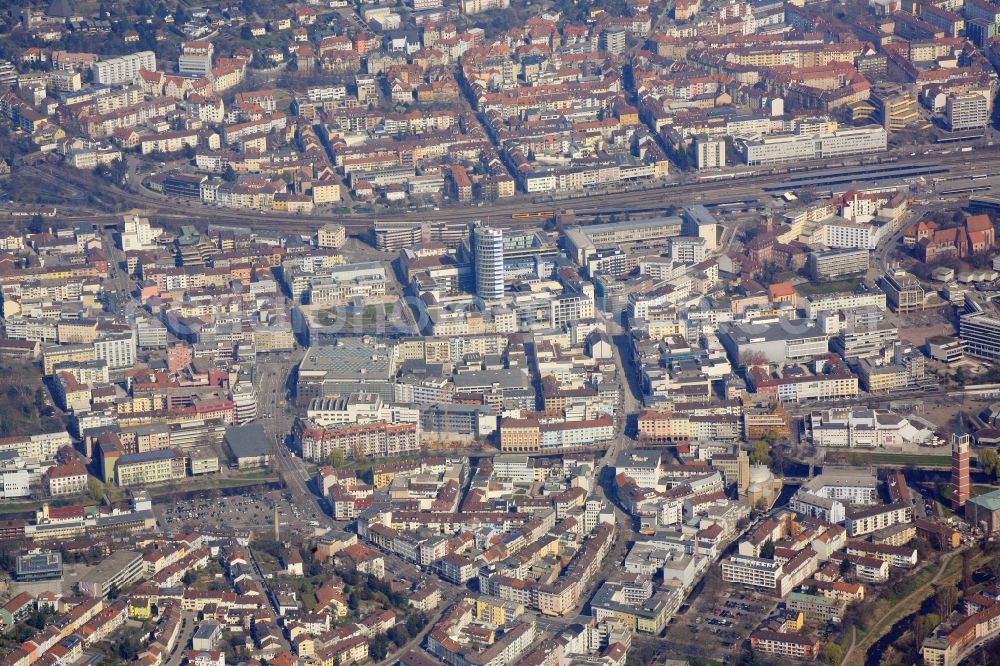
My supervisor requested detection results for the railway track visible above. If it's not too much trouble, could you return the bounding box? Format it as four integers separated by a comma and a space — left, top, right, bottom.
21, 149, 995, 233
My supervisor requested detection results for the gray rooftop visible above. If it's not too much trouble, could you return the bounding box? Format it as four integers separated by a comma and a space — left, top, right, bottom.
224, 424, 272, 459
720, 318, 825, 344
299, 338, 395, 380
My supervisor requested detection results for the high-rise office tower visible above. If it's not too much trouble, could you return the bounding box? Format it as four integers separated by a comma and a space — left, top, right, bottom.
474, 224, 504, 300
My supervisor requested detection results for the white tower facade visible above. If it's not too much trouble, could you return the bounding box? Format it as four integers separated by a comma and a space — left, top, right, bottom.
474, 225, 504, 300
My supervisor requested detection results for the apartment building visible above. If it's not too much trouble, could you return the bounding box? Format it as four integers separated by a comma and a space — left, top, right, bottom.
845, 502, 912, 537
808, 248, 870, 279
94, 333, 137, 370
750, 629, 821, 660
47, 462, 89, 496
296, 421, 420, 463
945, 93, 989, 132
91, 52, 156, 85
721, 555, 782, 592
846, 541, 918, 568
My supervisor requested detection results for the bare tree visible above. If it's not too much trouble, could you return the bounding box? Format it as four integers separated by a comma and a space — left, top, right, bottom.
934, 585, 957, 617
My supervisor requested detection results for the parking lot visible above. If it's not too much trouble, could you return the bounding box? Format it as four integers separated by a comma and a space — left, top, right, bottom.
156, 489, 326, 533
661, 566, 778, 662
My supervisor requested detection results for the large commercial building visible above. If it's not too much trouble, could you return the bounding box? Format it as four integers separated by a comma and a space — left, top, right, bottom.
563, 216, 684, 264
718, 318, 829, 364
473, 224, 505, 300
91, 52, 156, 85
738, 126, 887, 166
296, 339, 397, 404
959, 295, 1000, 360
223, 423, 272, 470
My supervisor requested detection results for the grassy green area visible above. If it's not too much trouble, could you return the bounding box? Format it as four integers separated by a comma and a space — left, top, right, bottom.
846, 549, 995, 665
147, 473, 279, 497
0, 500, 45, 516
826, 451, 952, 467
795, 278, 864, 297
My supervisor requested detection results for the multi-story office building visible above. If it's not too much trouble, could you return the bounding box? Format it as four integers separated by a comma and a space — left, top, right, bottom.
880, 269, 925, 313
870, 85, 918, 131
114, 449, 188, 487
373, 223, 422, 251
230, 381, 259, 425
473, 224, 504, 300
74, 550, 145, 598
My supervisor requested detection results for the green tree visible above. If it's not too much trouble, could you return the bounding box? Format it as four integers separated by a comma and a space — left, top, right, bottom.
388, 625, 410, 646
348, 590, 360, 611
735, 647, 761, 666
922, 613, 941, 635
117, 632, 141, 661
749, 441, 771, 466
27, 214, 46, 234
222, 164, 237, 182
328, 449, 345, 468
87, 476, 105, 502
95, 157, 128, 187
369, 634, 389, 661
760, 538, 775, 559
977, 447, 1000, 482
823, 643, 843, 664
